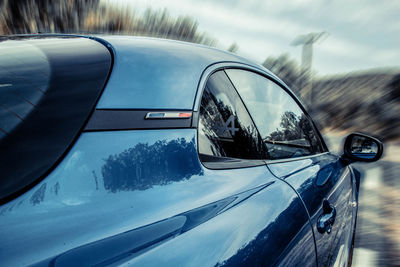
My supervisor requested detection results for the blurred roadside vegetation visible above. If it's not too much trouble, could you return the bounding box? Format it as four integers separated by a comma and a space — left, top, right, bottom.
1, 0, 399, 141
263, 54, 400, 141
0, 0, 216, 45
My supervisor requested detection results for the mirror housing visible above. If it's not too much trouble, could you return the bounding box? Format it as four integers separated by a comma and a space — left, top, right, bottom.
342, 132, 383, 162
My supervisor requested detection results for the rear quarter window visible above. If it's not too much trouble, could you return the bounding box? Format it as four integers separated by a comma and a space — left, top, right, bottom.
198, 70, 267, 161
0, 37, 112, 203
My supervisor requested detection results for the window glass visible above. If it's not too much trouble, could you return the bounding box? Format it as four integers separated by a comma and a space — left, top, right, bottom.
225, 69, 323, 160
198, 71, 266, 160
0, 37, 112, 202
0, 41, 50, 140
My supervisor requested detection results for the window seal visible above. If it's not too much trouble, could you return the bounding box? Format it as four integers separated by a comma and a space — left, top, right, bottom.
200, 154, 266, 170
264, 152, 331, 165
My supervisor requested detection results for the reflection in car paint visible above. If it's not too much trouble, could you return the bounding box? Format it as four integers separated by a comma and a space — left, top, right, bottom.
123, 179, 316, 267
39, 183, 273, 266
269, 153, 354, 266
102, 137, 203, 192
1, 129, 288, 266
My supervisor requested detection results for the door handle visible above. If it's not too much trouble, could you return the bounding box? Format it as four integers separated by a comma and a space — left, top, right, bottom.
317, 200, 336, 234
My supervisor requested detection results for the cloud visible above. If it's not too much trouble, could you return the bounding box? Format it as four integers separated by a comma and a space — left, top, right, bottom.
112, 0, 400, 74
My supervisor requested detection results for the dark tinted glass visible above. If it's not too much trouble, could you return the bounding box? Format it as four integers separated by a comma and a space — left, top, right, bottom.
0, 41, 50, 140
226, 69, 323, 160
198, 71, 266, 160
0, 37, 112, 202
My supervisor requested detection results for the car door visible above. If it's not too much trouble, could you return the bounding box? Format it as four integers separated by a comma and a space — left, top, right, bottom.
191, 69, 317, 266
226, 68, 356, 267
267, 154, 355, 267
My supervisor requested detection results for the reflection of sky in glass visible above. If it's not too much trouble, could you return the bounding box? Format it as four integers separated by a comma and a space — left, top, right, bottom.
226, 69, 303, 138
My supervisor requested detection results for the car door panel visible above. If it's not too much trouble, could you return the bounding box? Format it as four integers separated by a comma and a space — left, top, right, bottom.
268, 153, 355, 266
118, 178, 316, 267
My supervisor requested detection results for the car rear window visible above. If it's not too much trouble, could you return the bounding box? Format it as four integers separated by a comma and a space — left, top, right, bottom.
0, 36, 112, 203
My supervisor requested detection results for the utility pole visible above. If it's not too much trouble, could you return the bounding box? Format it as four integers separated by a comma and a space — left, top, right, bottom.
291, 32, 327, 109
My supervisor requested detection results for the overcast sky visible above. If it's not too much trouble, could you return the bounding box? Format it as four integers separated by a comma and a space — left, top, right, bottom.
112, 0, 399, 75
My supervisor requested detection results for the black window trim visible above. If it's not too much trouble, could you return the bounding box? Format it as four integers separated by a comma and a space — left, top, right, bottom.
193, 62, 329, 170
84, 109, 194, 131
264, 151, 331, 165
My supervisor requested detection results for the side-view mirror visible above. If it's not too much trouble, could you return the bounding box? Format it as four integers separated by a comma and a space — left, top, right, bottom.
342, 132, 383, 163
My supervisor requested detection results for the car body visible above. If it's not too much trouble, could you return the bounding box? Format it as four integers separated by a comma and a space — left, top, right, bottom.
0, 35, 382, 266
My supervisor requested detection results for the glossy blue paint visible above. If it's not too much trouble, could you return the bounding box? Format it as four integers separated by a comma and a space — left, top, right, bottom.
95, 36, 263, 110
123, 180, 315, 267
0, 35, 375, 267
0, 129, 316, 266
268, 153, 356, 266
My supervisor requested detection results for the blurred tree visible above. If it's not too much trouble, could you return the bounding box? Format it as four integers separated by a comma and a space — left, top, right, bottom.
0, 1, 217, 46
0, 0, 99, 34
388, 73, 400, 101
262, 53, 301, 94
312, 71, 400, 140
132, 8, 216, 45
228, 42, 239, 53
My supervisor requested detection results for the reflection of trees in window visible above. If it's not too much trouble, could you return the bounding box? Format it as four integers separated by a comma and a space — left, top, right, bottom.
199, 88, 266, 160
265, 111, 321, 159
101, 138, 203, 193
268, 112, 304, 142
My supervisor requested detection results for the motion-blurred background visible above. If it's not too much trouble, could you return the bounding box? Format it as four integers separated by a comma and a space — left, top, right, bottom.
1, 0, 399, 265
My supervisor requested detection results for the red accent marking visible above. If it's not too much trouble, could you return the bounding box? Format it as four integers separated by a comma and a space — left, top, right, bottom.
178, 112, 192, 118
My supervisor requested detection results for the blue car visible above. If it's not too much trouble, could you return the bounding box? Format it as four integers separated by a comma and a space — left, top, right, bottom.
0, 35, 383, 266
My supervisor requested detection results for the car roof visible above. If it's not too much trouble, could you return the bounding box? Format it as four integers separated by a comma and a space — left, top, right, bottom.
1, 34, 276, 110
95, 35, 269, 110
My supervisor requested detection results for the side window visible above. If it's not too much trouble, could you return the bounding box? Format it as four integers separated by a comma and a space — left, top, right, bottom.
198, 70, 267, 161
225, 69, 324, 160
